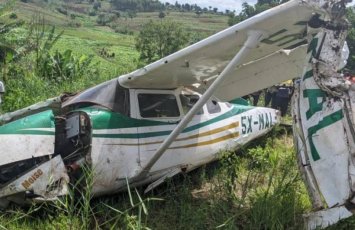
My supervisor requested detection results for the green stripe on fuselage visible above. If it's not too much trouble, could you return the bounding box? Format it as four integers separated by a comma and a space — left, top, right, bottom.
86, 105, 253, 139
0, 105, 253, 138
0, 110, 55, 135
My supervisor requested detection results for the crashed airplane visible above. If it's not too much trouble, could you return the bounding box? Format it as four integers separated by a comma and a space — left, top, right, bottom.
0, 0, 354, 229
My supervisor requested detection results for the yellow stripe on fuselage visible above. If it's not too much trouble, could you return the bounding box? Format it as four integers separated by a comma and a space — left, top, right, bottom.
176, 122, 239, 141
169, 132, 240, 149
106, 122, 239, 147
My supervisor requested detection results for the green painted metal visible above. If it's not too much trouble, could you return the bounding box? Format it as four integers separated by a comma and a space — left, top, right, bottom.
85, 105, 253, 139
0, 104, 252, 138
0, 110, 55, 135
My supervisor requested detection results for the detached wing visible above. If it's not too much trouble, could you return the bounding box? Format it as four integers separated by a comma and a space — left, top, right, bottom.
119, 0, 315, 100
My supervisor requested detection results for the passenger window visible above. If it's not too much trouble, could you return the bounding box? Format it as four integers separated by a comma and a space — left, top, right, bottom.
138, 94, 180, 118
207, 100, 221, 114
180, 94, 203, 115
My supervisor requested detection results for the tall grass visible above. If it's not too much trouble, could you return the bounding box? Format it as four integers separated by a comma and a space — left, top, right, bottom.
0, 164, 155, 230
144, 129, 311, 229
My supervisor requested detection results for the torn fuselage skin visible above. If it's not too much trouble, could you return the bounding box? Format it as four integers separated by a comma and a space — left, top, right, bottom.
0, 105, 92, 207
292, 0, 355, 229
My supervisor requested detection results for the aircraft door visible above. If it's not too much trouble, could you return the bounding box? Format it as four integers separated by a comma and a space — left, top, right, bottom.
134, 89, 182, 172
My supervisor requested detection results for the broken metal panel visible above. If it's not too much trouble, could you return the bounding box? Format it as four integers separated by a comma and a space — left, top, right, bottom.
292, 0, 355, 228
0, 96, 63, 125
294, 32, 352, 208
0, 110, 56, 166
304, 206, 353, 230
0, 155, 69, 199
345, 90, 355, 153
292, 85, 324, 209
0, 135, 55, 166
65, 113, 82, 139
62, 79, 130, 116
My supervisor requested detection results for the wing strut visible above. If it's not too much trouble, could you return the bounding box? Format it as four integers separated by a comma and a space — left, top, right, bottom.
132, 30, 266, 180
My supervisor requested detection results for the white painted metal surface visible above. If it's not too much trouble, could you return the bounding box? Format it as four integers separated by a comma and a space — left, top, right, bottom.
305, 206, 353, 230
1, 134, 54, 165
119, 0, 314, 93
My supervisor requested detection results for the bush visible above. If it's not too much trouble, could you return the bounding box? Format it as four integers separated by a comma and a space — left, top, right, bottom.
88, 9, 97, 16
96, 13, 116, 26
115, 26, 133, 35
56, 7, 68, 15
9, 13, 17, 19
37, 49, 94, 83
67, 21, 82, 28
93, 2, 101, 10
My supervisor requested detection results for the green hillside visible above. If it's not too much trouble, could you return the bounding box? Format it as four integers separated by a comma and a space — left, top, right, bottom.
0, 0, 229, 112
4, 0, 229, 75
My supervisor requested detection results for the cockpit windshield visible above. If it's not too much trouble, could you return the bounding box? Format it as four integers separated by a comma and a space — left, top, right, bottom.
63, 79, 130, 116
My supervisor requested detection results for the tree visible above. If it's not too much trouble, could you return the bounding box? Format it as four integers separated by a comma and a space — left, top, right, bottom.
228, 1, 287, 26
158, 11, 165, 19
135, 20, 189, 63
127, 10, 137, 20
195, 10, 202, 17
93, 2, 101, 10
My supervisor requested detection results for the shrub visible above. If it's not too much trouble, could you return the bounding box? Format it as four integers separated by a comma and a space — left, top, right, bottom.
37, 49, 94, 83
9, 13, 17, 19
115, 26, 133, 35
56, 7, 68, 15
93, 2, 101, 10
88, 9, 96, 16
96, 13, 116, 26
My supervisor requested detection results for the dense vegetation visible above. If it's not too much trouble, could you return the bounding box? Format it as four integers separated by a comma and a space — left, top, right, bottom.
0, 0, 355, 229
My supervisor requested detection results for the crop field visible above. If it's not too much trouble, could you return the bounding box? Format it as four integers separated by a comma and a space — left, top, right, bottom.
0, 0, 229, 99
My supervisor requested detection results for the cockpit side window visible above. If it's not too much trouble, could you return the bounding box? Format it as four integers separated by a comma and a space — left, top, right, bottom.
206, 99, 221, 114
179, 94, 203, 115
138, 94, 180, 118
